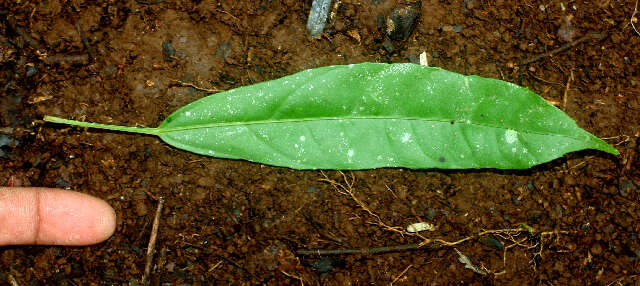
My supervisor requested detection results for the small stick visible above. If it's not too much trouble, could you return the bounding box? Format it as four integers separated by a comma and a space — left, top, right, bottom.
562, 70, 573, 109
632, 0, 640, 36
390, 264, 413, 285
142, 197, 164, 285
519, 32, 606, 65
170, 79, 222, 93
7, 274, 19, 286
67, 5, 96, 62
42, 54, 89, 65
297, 243, 421, 255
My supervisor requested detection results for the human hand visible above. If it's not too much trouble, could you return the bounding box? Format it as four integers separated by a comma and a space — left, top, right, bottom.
0, 187, 116, 246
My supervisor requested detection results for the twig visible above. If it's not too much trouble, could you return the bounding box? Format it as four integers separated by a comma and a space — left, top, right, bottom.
607, 275, 639, 286
519, 32, 606, 65
280, 270, 306, 286
632, 0, 640, 36
42, 54, 89, 65
562, 70, 573, 109
7, 274, 19, 286
142, 197, 164, 285
390, 264, 413, 285
208, 260, 224, 272
297, 243, 421, 255
67, 5, 96, 62
170, 79, 223, 93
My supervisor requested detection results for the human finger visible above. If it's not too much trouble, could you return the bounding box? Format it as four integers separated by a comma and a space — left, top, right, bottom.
0, 187, 116, 246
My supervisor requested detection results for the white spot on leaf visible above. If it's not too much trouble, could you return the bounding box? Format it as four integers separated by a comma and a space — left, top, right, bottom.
505, 129, 518, 144
401, 132, 412, 143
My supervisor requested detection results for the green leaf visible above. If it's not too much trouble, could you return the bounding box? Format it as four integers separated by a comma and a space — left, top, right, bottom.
44, 62, 618, 170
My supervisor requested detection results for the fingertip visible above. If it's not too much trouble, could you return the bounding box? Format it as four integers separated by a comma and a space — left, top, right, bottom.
0, 187, 116, 246
39, 189, 117, 245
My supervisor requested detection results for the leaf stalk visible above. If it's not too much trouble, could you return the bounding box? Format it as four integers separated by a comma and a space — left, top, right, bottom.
43, 116, 159, 135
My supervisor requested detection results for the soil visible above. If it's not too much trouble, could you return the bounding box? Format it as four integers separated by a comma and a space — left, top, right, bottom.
1, 0, 639, 285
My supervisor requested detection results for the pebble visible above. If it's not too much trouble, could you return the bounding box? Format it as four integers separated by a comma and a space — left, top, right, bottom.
442, 25, 463, 33
383, 38, 394, 53
0, 134, 13, 147
310, 257, 338, 274
55, 177, 71, 188
162, 40, 176, 62
385, 2, 421, 40
26, 64, 37, 77
618, 178, 636, 197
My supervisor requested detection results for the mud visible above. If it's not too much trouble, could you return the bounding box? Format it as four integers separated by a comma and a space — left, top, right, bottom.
1, 0, 639, 284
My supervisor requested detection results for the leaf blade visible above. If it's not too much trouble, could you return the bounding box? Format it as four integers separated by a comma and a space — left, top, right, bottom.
156, 62, 617, 169
46, 62, 619, 169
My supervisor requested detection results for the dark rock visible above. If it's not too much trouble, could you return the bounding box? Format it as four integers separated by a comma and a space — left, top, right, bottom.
55, 177, 71, 188
25, 65, 37, 77
162, 40, 176, 62
0, 134, 13, 147
382, 38, 394, 53
385, 2, 421, 40
619, 178, 636, 197
442, 25, 463, 33
310, 257, 340, 275
376, 15, 385, 29
526, 180, 535, 190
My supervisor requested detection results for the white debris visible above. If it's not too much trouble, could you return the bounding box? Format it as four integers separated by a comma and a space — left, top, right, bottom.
307, 0, 332, 38
406, 222, 435, 233
455, 249, 489, 275
419, 51, 428, 66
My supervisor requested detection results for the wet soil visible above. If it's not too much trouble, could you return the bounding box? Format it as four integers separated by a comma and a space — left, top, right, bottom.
1, 0, 639, 284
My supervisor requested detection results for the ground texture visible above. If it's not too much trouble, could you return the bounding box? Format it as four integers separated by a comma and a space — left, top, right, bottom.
1, 0, 639, 284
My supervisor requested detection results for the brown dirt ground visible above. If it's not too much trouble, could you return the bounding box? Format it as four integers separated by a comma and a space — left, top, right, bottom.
1, 0, 639, 285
